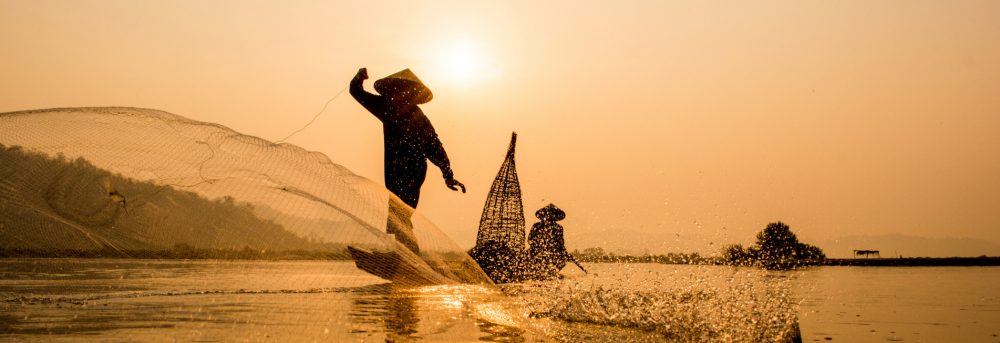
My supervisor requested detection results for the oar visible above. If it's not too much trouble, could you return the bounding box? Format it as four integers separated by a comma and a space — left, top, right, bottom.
566, 255, 588, 274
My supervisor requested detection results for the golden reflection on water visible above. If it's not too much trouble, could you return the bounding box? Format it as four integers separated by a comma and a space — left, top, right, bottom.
0, 260, 542, 341
347, 282, 539, 341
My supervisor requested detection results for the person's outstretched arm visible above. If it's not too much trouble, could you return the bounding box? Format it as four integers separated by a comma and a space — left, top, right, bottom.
349, 68, 387, 121
425, 128, 465, 193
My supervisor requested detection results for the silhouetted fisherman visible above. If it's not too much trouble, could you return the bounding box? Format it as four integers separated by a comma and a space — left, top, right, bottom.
351, 68, 465, 254
528, 204, 568, 277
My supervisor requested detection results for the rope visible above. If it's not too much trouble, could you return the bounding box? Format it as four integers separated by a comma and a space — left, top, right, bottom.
276, 86, 349, 143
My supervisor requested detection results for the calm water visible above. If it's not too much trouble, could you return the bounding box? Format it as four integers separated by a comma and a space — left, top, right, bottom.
0, 259, 997, 342
792, 266, 1000, 342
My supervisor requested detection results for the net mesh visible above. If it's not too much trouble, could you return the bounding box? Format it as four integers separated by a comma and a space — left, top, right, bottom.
0, 107, 491, 287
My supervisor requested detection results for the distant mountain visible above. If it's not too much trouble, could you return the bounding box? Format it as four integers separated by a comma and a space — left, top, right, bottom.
817, 234, 1000, 258
0, 144, 339, 254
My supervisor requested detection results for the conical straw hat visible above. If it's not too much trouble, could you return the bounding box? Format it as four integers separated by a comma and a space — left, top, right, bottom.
535, 204, 566, 221
374, 69, 433, 104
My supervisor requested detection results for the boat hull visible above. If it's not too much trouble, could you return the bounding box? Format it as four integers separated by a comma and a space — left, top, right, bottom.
347, 245, 453, 286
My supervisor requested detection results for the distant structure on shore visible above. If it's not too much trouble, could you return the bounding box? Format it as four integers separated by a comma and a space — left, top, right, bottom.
817, 235, 1000, 258
853, 249, 880, 258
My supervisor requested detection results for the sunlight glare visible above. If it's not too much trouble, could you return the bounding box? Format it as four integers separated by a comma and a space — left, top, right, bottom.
425, 40, 500, 87
443, 44, 480, 79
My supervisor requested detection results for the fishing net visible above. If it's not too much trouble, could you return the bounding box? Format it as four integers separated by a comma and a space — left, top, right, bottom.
0, 107, 491, 287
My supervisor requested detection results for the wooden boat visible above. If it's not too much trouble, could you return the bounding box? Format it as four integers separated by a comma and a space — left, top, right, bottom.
469, 133, 586, 283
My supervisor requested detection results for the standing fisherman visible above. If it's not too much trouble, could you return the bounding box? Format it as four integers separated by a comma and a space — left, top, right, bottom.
350, 68, 465, 254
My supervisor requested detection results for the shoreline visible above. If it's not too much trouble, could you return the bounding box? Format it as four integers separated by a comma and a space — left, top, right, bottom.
3, 254, 1000, 267
815, 257, 1000, 267
0, 248, 352, 261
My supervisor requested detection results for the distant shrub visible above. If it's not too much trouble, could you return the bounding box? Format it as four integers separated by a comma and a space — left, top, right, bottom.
721, 222, 825, 268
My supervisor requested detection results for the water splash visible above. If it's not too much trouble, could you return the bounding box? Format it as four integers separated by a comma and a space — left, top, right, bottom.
508, 264, 802, 342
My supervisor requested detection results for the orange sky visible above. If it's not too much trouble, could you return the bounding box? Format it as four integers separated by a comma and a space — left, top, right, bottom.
2, 0, 999, 253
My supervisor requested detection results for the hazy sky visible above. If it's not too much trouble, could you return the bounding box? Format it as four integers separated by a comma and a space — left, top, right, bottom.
2, 0, 998, 253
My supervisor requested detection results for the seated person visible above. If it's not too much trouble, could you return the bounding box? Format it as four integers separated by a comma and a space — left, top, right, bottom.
528, 204, 568, 278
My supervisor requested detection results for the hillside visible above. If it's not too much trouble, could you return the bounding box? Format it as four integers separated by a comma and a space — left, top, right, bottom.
0, 144, 343, 256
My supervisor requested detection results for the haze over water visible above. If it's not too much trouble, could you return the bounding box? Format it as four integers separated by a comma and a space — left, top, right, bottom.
2, 1, 999, 254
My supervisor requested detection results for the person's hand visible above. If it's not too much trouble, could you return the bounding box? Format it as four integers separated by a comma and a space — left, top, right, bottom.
355, 67, 368, 80
446, 178, 466, 193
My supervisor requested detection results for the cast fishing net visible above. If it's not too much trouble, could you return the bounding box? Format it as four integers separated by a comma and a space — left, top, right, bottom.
0, 107, 492, 286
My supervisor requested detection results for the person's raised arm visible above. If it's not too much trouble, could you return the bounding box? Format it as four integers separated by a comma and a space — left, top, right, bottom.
349, 68, 387, 120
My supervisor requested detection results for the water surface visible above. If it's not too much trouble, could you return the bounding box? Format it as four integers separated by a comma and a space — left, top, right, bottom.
1, 259, 997, 342
792, 266, 1000, 342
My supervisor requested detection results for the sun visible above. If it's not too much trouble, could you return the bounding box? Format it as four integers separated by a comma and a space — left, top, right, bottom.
424, 40, 499, 87
442, 44, 481, 79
